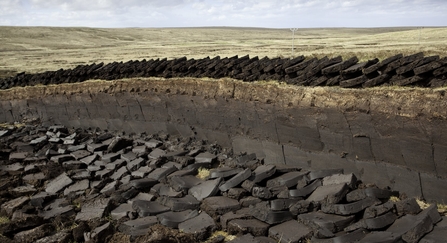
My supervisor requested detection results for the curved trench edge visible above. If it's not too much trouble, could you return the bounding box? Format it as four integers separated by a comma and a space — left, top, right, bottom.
1, 78, 447, 203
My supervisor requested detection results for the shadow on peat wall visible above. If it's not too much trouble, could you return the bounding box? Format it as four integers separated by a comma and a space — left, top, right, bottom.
1, 78, 447, 203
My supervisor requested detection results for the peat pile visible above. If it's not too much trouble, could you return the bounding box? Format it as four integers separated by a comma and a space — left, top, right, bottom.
0, 124, 445, 243
1, 52, 447, 90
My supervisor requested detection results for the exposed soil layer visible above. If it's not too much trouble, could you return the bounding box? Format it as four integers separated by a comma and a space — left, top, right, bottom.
1, 53, 447, 90
1, 78, 447, 204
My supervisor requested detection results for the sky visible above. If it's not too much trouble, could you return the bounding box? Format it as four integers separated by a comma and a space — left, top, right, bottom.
0, 0, 446, 28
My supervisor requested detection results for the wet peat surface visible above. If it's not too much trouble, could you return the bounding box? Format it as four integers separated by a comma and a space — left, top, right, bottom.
0, 123, 446, 243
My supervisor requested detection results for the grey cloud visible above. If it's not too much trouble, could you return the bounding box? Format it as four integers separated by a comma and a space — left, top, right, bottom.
0, 0, 446, 27
0, 0, 21, 14
29, 0, 188, 11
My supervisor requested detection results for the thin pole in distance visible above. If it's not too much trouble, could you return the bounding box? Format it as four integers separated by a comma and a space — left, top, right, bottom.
290, 28, 298, 57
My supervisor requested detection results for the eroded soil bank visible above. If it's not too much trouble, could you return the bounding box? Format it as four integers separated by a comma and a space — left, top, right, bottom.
1, 77, 447, 202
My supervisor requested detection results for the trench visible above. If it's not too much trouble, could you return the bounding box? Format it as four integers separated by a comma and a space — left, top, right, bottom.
1, 77, 447, 203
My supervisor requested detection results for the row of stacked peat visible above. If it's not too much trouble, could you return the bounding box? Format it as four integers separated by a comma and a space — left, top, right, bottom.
1, 52, 447, 90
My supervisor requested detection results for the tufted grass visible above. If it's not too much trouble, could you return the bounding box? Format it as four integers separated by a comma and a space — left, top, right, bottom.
203, 230, 237, 242
438, 204, 447, 216
196, 167, 210, 180
0, 216, 10, 225
388, 196, 447, 216
0, 122, 25, 129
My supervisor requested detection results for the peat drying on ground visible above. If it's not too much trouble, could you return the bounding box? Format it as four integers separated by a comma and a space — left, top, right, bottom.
1, 52, 447, 90
0, 124, 445, 243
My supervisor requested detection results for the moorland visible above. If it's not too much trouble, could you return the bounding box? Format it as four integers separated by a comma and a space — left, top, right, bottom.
1, 26, 447, 78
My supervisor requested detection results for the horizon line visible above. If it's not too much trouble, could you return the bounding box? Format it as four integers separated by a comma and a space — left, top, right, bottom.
1, 25, 446, 29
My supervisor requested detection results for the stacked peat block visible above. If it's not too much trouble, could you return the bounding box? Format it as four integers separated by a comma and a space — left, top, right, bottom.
2, 53, 447, 90
0, 124, 445, 243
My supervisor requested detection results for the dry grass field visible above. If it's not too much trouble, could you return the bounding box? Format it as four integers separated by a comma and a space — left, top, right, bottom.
1, 26, 446, 77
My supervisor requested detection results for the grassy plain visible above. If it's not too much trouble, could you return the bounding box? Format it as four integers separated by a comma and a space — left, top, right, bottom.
0, 26, 447, 77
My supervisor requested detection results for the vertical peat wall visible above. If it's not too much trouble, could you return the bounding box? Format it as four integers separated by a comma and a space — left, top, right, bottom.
1, 78, 447, 203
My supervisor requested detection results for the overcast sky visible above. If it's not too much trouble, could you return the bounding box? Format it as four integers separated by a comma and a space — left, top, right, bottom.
0, 0, 446, 28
